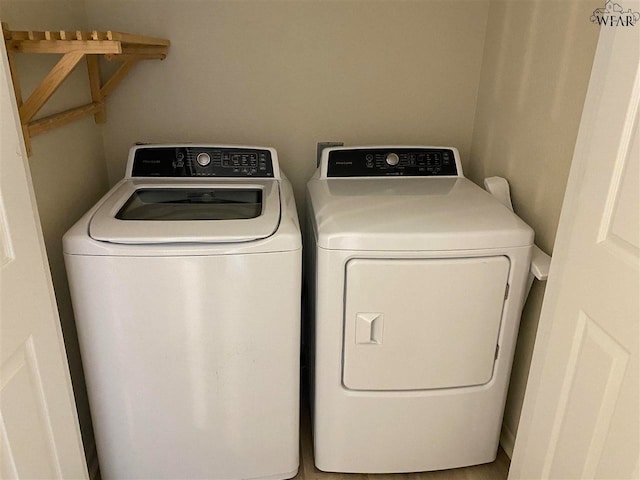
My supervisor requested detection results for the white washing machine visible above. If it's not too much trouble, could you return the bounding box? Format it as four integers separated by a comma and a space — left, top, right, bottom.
64, 145, 301, 480
306, 146, 535, 473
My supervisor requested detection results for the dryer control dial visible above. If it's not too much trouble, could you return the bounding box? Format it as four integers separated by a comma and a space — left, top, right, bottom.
196, 152, 211, 167
385, 153, 400, 166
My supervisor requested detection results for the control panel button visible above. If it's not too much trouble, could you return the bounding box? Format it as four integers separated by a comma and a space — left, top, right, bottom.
385, 153, 400, 166
196, 152, 211, 167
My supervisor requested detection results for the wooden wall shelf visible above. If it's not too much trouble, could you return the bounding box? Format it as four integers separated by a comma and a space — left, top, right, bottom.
2, 23, 170, 155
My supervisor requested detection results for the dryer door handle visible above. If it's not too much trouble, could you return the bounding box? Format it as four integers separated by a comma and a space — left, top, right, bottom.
355, 313, 384, 344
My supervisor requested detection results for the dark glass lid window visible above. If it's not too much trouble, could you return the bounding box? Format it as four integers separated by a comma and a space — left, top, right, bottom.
116, 188, 263, 220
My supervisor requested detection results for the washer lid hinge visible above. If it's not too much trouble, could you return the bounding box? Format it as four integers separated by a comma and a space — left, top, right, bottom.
504, 283, 510, 300
495, 344, 500, 360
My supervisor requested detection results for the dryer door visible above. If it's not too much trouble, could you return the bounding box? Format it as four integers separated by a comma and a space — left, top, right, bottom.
342, 256, 510, 391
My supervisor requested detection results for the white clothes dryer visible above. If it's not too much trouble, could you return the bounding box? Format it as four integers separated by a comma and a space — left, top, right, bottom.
305, 146, 534, 473
64, 145, 301, 480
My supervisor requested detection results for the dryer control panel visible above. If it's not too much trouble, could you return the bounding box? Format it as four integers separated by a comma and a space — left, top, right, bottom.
130, 146, 275, 178
326, 147, 459, 177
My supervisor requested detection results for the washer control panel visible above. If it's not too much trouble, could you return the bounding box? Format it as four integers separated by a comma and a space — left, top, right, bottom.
131, 147, 274, 177
327, 148, 458, 177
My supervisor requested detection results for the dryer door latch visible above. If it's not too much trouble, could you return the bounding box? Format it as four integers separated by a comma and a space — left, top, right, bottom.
355, 313, 384, 344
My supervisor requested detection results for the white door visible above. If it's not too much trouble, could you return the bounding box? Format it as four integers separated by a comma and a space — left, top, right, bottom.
0, 41, 89, 478
509, 18, 639, 480
342, 256, 509, 391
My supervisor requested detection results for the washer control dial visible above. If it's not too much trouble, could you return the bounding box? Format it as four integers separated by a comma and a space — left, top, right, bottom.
385, 153, 400, 166
196, 152, 211, 167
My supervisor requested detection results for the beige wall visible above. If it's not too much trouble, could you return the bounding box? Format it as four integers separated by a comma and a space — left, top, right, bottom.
0, 0, 109, 473
84, 0, 491, 211
468, 0, 600, 455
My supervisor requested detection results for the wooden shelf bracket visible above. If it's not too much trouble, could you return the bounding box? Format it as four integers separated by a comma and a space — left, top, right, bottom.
2, 23, 170, 155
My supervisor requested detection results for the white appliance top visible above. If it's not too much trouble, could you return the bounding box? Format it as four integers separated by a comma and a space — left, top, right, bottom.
308, 146, 533, 251
89, 145, 282, 244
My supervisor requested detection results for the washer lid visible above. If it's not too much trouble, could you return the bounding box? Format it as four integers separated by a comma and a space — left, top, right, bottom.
307, 177, 534, 251
89, 179, 281, 244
